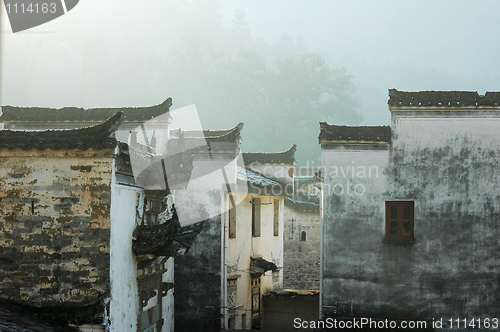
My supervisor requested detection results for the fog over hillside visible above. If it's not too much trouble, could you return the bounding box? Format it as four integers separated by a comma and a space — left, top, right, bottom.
2, 0, 499, 164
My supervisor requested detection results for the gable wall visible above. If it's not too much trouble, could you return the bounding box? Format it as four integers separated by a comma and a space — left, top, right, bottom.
0, 148, 113, 309
321, 110, 500, 321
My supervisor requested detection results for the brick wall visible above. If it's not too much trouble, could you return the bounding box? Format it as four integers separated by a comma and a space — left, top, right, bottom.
283, 207, 320, 290
0, 148, 114, 309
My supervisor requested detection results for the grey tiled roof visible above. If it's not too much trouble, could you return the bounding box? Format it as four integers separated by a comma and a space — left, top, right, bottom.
319, 122, 391, 144
180, 122, 244, 144
1, 98, 172, 123
285, 194, 319, 212
237, 166, 281, 188
389, 89, 500, 107
242, 144, 297, 165
0, 112, 122, 151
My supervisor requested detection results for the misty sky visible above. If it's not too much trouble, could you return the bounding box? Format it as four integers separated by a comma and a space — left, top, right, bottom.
2, 0, 500, 128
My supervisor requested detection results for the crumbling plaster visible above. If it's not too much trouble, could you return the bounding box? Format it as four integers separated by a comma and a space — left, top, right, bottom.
0, 148, 113, 308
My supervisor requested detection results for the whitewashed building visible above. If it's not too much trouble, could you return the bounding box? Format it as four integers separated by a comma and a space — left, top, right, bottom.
174, 129, 293, 331
319, 89, 500, 325
0, 101, 190, 332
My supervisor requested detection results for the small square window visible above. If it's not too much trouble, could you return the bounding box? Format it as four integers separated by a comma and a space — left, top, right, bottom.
385, 201, 414, 240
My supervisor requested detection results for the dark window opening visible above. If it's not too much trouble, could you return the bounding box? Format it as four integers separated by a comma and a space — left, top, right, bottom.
385, 201, 414, 240
273, 199, 279, 236
300, 231, 306, 242
242, 314, 247, 330
229, 200, 236, 238
145, 198, 165, 225
252, 198, 261, 237
31, 201, 35, 214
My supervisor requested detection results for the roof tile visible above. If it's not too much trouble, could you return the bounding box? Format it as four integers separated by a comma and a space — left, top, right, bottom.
388, 89, 500, 107
319, 122, 391, 144
1, 98, 171, 123
242, 144, 296, 165
0, 112, 122, 151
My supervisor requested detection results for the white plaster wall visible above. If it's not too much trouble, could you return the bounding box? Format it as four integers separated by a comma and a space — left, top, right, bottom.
226, 192, 252, 329
250, 195, 284, 294
175, 157, 246, 227
321, 149, 389, 203
109, 182, 141, 332
321, 111, 500, 319
320, 147, 390, 306
391, 115, 500, 211
224, 192, 284, 329
162, 256, 175, 332
393, 116, 500, 149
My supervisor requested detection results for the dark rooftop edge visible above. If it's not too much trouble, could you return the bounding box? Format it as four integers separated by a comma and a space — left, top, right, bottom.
319, 122, 391, 144
243, 144, 297, 165
389, 89, 500, 107
0, 112, 122, 151
1, 98, 172, 123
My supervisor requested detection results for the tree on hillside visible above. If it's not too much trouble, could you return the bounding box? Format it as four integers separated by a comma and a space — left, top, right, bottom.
262, 52, 362, 165
141, 4, 363, 165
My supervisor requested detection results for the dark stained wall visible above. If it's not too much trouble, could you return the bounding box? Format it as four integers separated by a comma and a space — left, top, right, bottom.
174, 216, 221, 332
321, 111, 500, 321
0, 148, 113, 313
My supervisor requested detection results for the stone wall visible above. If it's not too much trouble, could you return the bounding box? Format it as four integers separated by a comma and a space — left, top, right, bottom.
0, 148, 113, 311
283, 207, 320, 290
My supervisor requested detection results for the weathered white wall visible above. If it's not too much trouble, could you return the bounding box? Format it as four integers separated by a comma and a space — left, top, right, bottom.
321, 146, 389, 317
162, 256, 175, 332
109, 181, 141, 332
225, 192, 252, 330
321, 110, 500, 320
225, 192, 284, 329
251, 195, 284, 293
175, 157, 244, 227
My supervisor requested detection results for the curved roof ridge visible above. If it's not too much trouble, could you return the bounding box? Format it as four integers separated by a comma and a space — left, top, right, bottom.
319, 122, 391, 144
182, 122, 244, 138
242, 144, 297, 165
0, 112, 122, 151
388, 89, 500, 107
178, 122, 244, 145
1, 98, 172, 123
205, 122, 244, 141
244, 144, 297, 156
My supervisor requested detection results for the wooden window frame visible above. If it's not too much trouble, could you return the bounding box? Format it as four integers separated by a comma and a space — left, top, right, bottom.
385, 201, 414, 240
